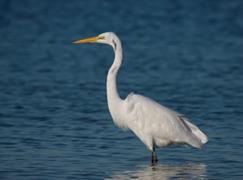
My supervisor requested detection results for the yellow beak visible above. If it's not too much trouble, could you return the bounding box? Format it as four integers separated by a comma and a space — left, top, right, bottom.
73, 36, 104, 44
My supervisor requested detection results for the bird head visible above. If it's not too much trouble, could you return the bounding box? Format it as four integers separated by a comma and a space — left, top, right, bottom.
73, 32, 120, 50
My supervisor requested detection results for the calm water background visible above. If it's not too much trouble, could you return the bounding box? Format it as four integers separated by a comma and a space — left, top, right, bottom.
0, 0, 243, 179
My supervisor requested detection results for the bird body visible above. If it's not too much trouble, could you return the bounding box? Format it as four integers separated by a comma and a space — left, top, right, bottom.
124, 94, 207, 149
110, 92, 206, 151
73, 32, 208, 163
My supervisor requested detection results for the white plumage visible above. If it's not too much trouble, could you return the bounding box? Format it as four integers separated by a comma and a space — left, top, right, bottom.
124, 94, 207, 150
73, 32, 208, 163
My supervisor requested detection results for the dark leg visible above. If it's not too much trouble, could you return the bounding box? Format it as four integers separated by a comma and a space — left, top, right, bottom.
151, 146, 158, 164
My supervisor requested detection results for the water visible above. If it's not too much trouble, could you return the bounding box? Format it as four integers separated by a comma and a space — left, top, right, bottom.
0, 0, 243, 179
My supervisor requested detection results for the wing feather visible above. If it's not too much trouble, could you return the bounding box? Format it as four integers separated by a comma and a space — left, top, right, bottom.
125, 93, 204, 149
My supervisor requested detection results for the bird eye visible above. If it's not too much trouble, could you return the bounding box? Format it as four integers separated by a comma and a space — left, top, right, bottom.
98, 36, 105, 40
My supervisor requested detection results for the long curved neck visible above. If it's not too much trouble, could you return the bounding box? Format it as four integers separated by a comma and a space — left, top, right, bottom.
106, 39, 123, 112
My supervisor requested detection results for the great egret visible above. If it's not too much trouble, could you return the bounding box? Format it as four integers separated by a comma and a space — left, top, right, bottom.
73, 32, 208, 163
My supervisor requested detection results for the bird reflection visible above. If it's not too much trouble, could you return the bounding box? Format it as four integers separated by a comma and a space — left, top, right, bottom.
106, 163, 207, 180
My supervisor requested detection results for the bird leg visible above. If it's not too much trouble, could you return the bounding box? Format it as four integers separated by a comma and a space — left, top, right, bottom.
151, 147, 158, 164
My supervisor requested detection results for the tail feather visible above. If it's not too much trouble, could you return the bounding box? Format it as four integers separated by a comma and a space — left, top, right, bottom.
184, 119, 208, 144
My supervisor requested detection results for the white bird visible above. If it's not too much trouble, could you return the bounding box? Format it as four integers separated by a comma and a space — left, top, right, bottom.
73, 32, 208, 163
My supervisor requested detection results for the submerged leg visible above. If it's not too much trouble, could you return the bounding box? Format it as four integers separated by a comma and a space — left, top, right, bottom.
151, 146, 158, 164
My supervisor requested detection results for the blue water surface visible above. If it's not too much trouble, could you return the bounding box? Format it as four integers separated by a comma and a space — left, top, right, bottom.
0, 0, 243, 179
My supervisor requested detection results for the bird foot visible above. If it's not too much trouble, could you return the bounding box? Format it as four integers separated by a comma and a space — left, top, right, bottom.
151, 151, 158, 165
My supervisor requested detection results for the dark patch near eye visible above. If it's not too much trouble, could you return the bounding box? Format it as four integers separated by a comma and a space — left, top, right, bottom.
112, 40, 117, 50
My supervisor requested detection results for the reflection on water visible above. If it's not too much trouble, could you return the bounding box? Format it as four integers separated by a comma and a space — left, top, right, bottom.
107, 163, 207, 180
